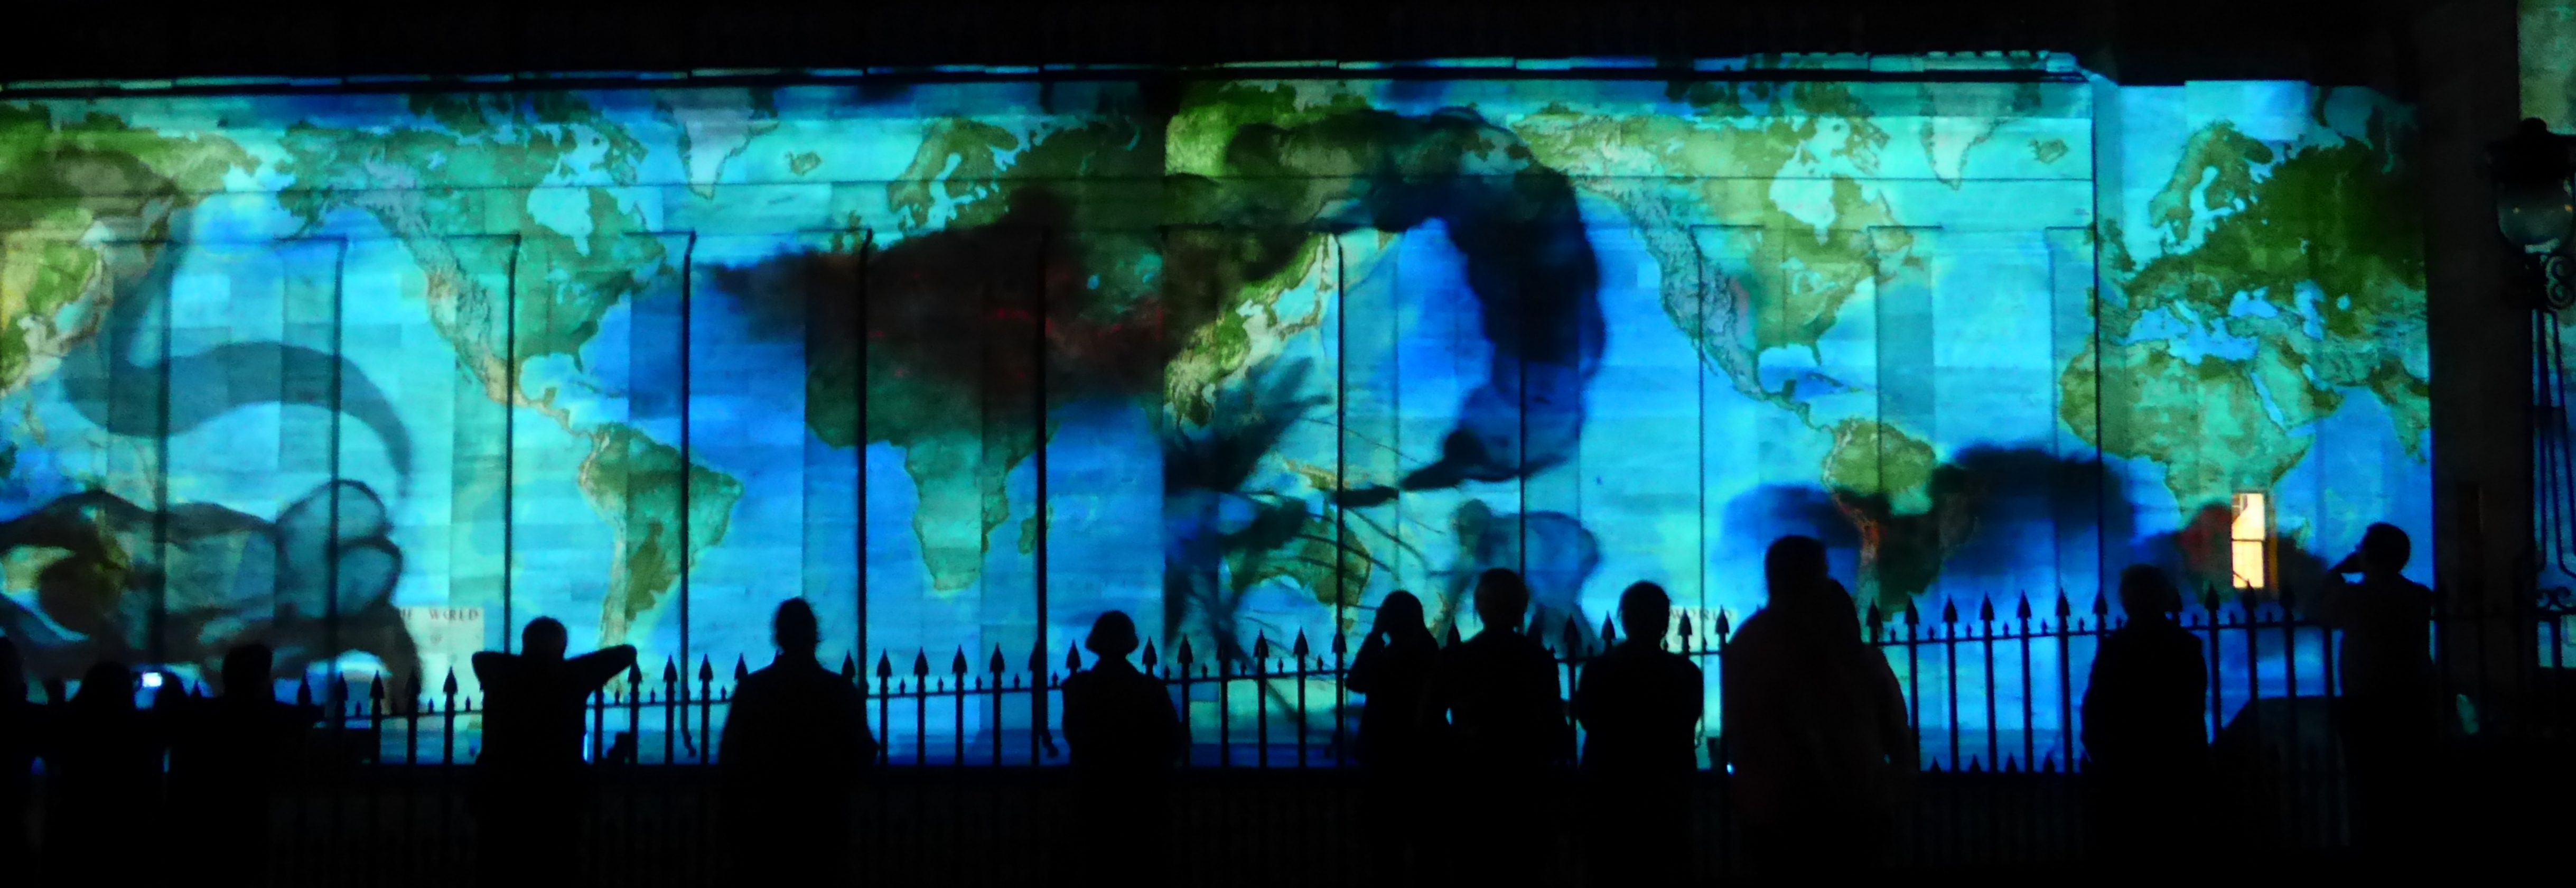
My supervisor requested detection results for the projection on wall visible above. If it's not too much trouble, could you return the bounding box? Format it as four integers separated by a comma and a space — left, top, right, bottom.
0, 60, 2430, 755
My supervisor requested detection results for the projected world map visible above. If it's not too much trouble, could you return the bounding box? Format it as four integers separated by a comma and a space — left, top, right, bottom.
0, 66, 2428, 745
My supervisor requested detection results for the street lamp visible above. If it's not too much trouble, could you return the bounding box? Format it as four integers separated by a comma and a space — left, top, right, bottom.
2492, 117, 2576, 309
2495, 117, 2576, 586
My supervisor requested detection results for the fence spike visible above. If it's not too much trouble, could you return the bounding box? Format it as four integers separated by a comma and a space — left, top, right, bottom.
1940, 601, 1959, 623
1978, 596, 1995, 622
698, 657, 715, 683
2015, 593, 2032, 621
2055, 589, 2073, 618
875, 653, 894, 680
1177, 638, 1196, 667
734, 655, 750, 683
1713, 609, 1731, 636
295, 678, 313, 707
911, 650, 930, 678
2090, 592, 2110, 617
662, 658, 680, 684
630, 663, 647, 687
1560, 617, 1581, 653
2200, 586, 2220, 614
1865, 604, 1885, 631
1291, 631, 1310, 660
1444, 625, 1462, 647
1678, 613, 1695, 640
1903, 602, 1920, 625
1602, 615, 1619, 648
369, 674, 386, 702
2005, 755, 2020, 773
1253, 633, 1271, 661
1142, 641, 1159, 670
951, 648, 969, 676
1330, 630, 1347, 656
837, 656, 854, 681
1066, 643, 1083, 672
990, 646, 1007, 674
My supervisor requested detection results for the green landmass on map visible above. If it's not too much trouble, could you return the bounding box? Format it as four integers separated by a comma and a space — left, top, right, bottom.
2061, 111, 2428, 517
1511, 83, 1912, 422
277, 93, 743, 646
1819, 418, 1983, 608
0, 104, 251, 395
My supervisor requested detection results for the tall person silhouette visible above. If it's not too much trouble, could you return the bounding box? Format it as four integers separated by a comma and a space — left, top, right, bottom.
1061, 610, 1182, 884
0, 639, 39, 867
169, 643, 321, 880
722, 598, 876, 883
1724, 537, 1915, 882
1421, 568, 1570, 885
470, 617, 636, 885
1347, 590, 1440, 885
1574, 581, 1704, 883
2314, 523, 2439, 865
2080, 565, 2208, 871
44, 661, 166, 884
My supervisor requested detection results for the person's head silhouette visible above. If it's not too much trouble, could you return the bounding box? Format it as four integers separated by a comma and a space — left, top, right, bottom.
1085, 610, 1140, 665
222, 643, 275, 701
1619, 581, 1672, 649
1474, 568, 1529, 635
522, 617, 569, 661
772, 598, 820, 659
1375, 590, 1430, 644
2117, 565, 2182, 622
2337, 523, 2411, 577
74, 661, 134, 713
1763, 535, 1830, 605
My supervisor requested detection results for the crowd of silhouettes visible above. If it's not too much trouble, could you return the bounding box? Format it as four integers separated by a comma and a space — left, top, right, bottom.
0, 524, 2459, 882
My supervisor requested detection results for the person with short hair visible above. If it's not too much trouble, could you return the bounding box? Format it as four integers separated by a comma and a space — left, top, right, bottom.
1723, 536, 1915, 881
722, 598, 875, 884
1060, 610, 1181, 883
2313, 523, 2439, 864
2080, 565, 2209, 871
470, 617, 636, 884
1574, 581, 1705, 883
1420, 568, 1571, 885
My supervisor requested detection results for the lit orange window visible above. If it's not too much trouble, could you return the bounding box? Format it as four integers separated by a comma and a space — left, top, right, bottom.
2230, 492, 2269, 590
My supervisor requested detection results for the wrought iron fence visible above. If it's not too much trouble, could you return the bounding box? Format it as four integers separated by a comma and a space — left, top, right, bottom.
22, 588, 2571, 884
207, 587, 2574, 774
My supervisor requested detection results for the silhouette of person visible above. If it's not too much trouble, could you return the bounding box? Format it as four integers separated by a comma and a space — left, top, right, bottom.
0, 638, 41, 867
43, 661, 166, 883
1060, 610, 1182, 883
1420, 568, 1570, 885
1724, 536, 1915, 882
2080, 565, 2208, 868
1574, 581, 1704, 883
1346, 590, 1440, 884
2313, 523, 2439, 863
470, 617, 636, 885
168, 643, 322, 879
721, 598, 875, 883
